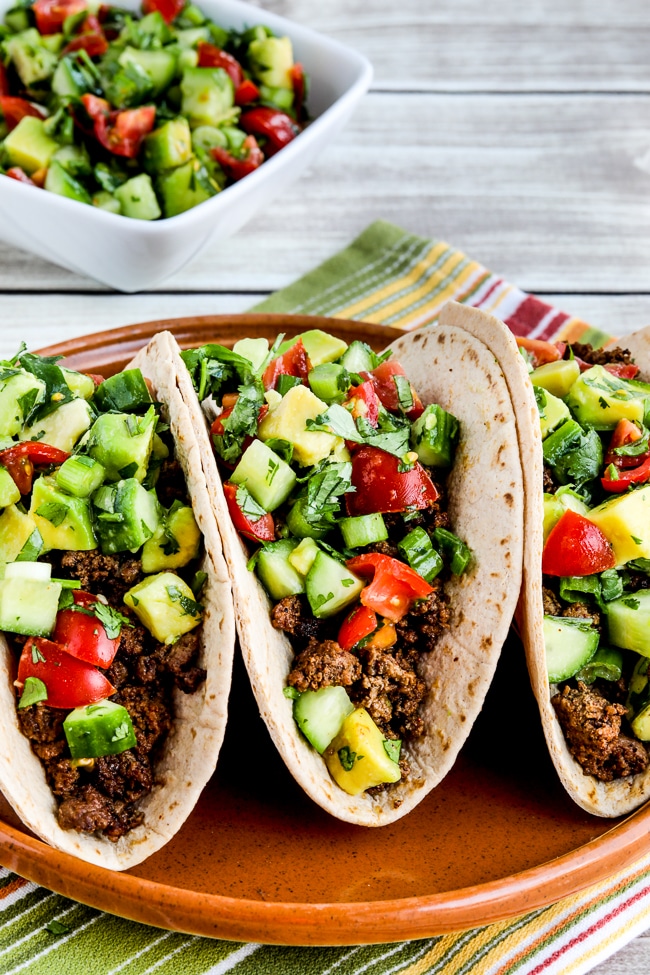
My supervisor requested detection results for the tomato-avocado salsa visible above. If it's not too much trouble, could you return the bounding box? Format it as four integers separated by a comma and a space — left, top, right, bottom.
521, 335, 650, 782
0, 0, 307, 217
182, 330, 472, 796
0, 346, 207, 839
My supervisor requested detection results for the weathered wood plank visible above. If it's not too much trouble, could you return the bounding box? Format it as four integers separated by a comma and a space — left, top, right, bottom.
2, 94, 649, 296
591, 933, 650, 975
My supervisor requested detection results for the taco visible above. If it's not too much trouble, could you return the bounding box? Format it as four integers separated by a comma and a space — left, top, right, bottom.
169, 309, 524, 826
0, 331, 235, 868
443, 302, 650, 817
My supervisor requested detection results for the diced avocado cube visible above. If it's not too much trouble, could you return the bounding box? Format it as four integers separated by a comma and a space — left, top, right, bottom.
22, 397, 93, 453
6, 29, 58, 86
258, 384, 343, 467
530, 358, 581, 399
256, 539, 304, 600
0, 575, 62, 637
156, 157, 218, 217
93, 478, 159, 554
0, 467, 20, 508
588, 484, 650, 566
607, 591, 650, 656
124, 571, 202, 643
92, 190, 122, 214
293, 685, 355, 754
305, 550, 364, 618
114, 173, 161, 221
3, 116, 59, 175
536, 387, 571, 439
566, 364, 646, 430
45, 159, 93, 205
248, 35, 294, 89
64, 700, 137, 759
0, 505, 40, 563
232, 338, 269, 373
323, 708, 401, 795
60, 368, 95, 401
231, 440, 297, 512
143, 117, 192, 172
300, 330, 348, 367
141, 503, 201, 572
0, 370, 46, 437
29, 476, 97, 552
180, 66, 234, 126
118, 46, 177, 95
85, 407, 156, 482
287, 536, 320, 576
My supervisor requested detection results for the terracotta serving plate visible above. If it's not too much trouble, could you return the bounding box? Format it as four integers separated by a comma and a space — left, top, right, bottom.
1, 313, 649, 946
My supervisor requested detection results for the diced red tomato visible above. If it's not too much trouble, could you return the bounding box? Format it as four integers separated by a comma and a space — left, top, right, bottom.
0, 63, 10, 98
33, 0, 87, 34
290, 62, 306, 120
234, 79, 260, 106
196, 42, 243, 87
63, 15, 108, 56
17, 638, 115, 709
262, 338, 310, 391
346, 446, 439, 517
361, 360, 424, 420
542, 510, 615, 576
337, 604, 377, 651
81, 94, 156, 158
601, 455, 650, 493
211, 134, 263, 181
223, 481, 275, 542
516, 337, 564, 368
346, 553, 433, 623
240, 107, 298, 157
141, 0, 184, 23
603, 362, 640, 380
343, 380, 380, 428
53, 591, 121, 669
0, 97, 45, 132
5, 167, 36, 185
0, 442, 69, 495
31, 167, 48, 188
604, 419, 646, 469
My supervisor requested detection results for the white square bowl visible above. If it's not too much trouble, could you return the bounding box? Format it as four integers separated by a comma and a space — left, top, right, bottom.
0, 0, 372, 292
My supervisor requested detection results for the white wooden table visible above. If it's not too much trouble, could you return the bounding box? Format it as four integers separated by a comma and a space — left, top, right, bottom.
2, 0, 650, 967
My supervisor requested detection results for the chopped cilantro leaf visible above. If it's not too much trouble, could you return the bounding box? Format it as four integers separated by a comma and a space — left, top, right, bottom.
236, 484, 268, 522
166, 584, 203, 618
623, 597, 640, 610
35, 501, 69, 527
338, 746, 358, 771
18, 675, 48, 708
383, 739, 402, 763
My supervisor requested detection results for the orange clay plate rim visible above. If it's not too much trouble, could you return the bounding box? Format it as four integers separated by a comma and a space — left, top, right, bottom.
0, 313, 646, 946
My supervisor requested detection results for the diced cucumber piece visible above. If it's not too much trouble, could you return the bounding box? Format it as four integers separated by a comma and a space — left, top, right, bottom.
339, 512, 388, 549
6, 29, 57, 85
285, 496, 329, 540
0, 575, 62, 636
410, 403, 459, 468
300, 330, 348, 368
4, 6, 30, 32
143, 117, 192, 172
85, 407, 156, 482
606, 590, 650, 655
339, 341, 377, 374
92, 370, 153, 414
64, 700, 137, 759
232, 338, 269, 373
627, 656, 650, 740
61, 368, 95, 400
531, 358, 581, 399
94, 478, 159, 554
22, 397, 93, 453
323, 708, 401, 795
0, 505, 39, 562
5, 561, 51, 582
307, 364, 350, 404
0, 371, 45, 437
30, 476, 97, 552
305, 551, 364, 618
567, 365, 646, 430
118, 46, 177, 95
51, 143, 92, 178
45, 160, 92, 204
398, 526, 444, 582
0, 467, 20, 508
231, 439, 296, 512
175, 26, 211, 47
92, 191, 121, 214
52, 56, 86, 97
124, 571, 202, 643
141, 503, 201, 572
3, 116, 59, 175
258, 83, 294, 112
256, 539, 304, 599
544, 615, 600, 682
293, 686, 355, 753
535, 387, 571, 439
56, 455, 106, 498
287, 537, 319, 576
181, 66, 234, 126
114, 173, 161, 221
155, 157, 218, 217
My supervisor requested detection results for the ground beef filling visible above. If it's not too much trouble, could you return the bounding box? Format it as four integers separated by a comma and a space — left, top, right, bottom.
275, 480, 453, 765
14, 467, 206, 840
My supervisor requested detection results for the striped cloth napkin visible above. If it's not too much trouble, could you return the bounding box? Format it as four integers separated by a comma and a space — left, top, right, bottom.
1, 220, 647, 975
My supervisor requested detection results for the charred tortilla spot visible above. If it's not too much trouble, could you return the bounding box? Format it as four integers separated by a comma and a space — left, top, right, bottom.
460, 714, 467, 722
504, 492, 514, 507
500, 537, 509, 545
481, 635, 493, 650
465, 348, 479, 365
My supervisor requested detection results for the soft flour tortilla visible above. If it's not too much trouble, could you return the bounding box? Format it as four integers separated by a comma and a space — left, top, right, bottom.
447, 304, 650, 817
0, 332, 236, 868
171, 309, 524, 826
